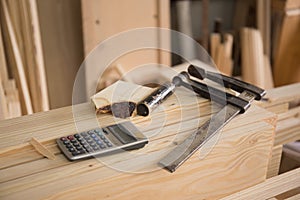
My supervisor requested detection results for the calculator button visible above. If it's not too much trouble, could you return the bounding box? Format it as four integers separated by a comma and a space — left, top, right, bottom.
76, 146, 83, 151
93, 146, 99, 150
67, 135, 74, 140
66, 144, 72, 148
85, 147, 93, 152
100, 144, 106, 149
106, 143, 112, 147
79, 150, 85, 154
70, 139, 77, 143
96, 141, 103, 145
73, 142, 80, 147
60, 137, 68, 141
103, 139, 110, 143
88, 131, 94, 135
99, 135, 105, 140
72, 151, 79, 156
74, 134, 80, 138
90, 143, 97, 147
63, 140, 70, 145
93, 137, 99, 141
90, 134, 97, 138
80, 141, 87, 145
86, 139, 93, 143
69, 148, 75, 152
81, 132, 87, 137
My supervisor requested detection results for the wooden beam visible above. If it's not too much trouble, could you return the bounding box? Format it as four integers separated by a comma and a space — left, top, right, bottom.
221, 168, 300, 200
0, 80, 8, 120
241, 28, 265, 88
0, 20, 8, 81
267, 145, 283, 178
19, 0, 49, 112
1, 0, 33, 115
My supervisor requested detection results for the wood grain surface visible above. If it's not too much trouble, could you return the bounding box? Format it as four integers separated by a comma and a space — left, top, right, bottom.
0, 80, 277, 199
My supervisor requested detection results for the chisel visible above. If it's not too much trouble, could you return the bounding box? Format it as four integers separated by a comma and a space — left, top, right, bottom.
159, 65, 266, 173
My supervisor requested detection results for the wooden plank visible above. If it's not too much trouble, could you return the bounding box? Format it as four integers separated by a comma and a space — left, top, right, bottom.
272, 0, 300, 11
274, 7, 300, 86
201, 0, 209, 50
37, 0, 84, 109
0, 20, 8, 81
19, 0, 49, 112
0, 79, 277, 199
0, 80, 8, 120
82, 0, 164, 97
275, 117, 300, 146
0, 0, 33, 115
5, 86, 21, 119
241, 28, 265, 88
285, 193, 300, 200
157, 0, 171, 66
257, 0, 271, 57
257, 82, 300, 108
221, 168, 300, 200
267, 145, 283, 178
0, 119, 275, 199
210, 33, 221, 62
263, 55, 274, 89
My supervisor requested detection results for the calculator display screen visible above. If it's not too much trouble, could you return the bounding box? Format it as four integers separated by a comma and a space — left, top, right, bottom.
108, 125, 137, 144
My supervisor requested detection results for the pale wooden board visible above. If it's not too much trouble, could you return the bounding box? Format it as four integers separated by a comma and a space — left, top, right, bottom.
0, 80, 276, 199
257, 0, 271, 57
0, 20, 8, 81
256, 83, 300, 108
221, 168, 300, 200
37, 0, 84, 109
241, 28, 265, 88
210, 33, 221, 61
1, 0, 33, 115
267, 145, 283, 178
19, 0, 49, 112
263, 55, 274, 89
0, 117, 275, 199
275, 117, 300, 146
273, 6, 300, 86
82, 0, 170, 98
0, 81, 8, 120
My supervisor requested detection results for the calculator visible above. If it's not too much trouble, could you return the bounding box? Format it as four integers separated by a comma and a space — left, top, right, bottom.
56, 121, 148, 161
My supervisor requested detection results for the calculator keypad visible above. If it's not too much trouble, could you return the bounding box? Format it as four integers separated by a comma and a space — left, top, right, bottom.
57, 122, 148, 161
59, 129, 114, 157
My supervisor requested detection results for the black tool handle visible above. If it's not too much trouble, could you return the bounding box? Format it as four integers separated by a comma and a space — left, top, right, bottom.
188, 65, 266, 100
180, 78, 250, 113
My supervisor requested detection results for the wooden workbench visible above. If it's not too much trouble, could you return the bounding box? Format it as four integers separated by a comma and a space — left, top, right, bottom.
0, 78, 280, 200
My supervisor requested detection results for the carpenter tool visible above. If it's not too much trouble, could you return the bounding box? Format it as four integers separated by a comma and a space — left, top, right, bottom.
158, 65, 266, 173
136, 73, 189, 116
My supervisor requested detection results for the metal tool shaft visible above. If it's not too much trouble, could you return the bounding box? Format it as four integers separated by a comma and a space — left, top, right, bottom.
159, 90, 256, 173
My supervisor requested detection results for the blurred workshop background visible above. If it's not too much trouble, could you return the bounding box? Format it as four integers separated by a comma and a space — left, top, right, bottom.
0, 0, 299, 116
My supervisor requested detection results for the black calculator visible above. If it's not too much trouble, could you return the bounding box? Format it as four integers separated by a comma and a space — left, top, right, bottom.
56, 121, 148, 161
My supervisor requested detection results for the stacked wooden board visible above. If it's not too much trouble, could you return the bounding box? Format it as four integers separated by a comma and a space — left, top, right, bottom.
272, 0, 300, 86
210, 32, 234, 76
0, 7, 21, 120
0, 0, 49, 117
0, 72, 279, 199
224, 82, 300, 199
240, 27, 274, 89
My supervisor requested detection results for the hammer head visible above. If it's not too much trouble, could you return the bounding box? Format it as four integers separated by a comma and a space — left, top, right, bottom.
172, 72, 190, 87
